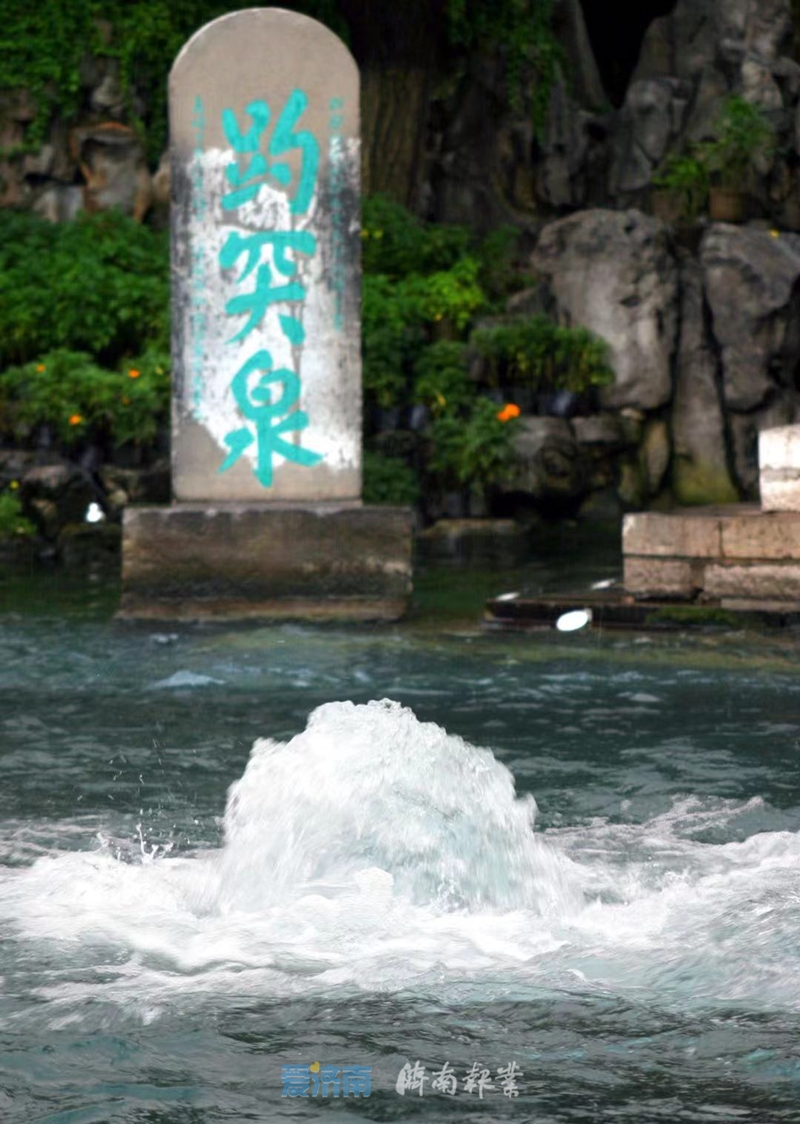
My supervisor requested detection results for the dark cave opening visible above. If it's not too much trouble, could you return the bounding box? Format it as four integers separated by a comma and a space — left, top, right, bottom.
578, 0, 679, 107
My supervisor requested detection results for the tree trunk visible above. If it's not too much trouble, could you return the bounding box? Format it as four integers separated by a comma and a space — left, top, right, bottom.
338, 0, 446, 209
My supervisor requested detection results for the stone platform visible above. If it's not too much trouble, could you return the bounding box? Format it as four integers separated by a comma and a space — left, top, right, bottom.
484, 589, 800, 630
623, 505, 800, 609
118, 503, 413, 621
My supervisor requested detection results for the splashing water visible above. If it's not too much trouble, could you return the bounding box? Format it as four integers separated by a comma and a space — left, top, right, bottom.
2, 699, 800, 1024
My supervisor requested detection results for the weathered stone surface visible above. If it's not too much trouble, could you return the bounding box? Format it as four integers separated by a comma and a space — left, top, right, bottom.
32, 185, 83, 224
99, 461, 171, 507
119, 504, 413, 620
73, 123, 152, 220
531, 210, 679, 411
610, 80, 681, 194
759, 424, 800, 511
536, 70, 583, 210
671, 255, 739, 505
721, 510, 800, 559
505, 417, 585, 502
701, 225, 800, 411
639, 417, 670, 496
20, 463, 94, 535
170, 9, 361, 504
623, 511, 722, 559
704, 562, 800, 600
624, 557, 703, 599
571, 413, 628, 449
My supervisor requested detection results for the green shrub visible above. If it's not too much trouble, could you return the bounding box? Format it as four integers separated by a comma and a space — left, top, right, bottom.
0, 347, 170, 447
361, 195, 471, 278
474, 225, 524, 306
652, 153, 710, 221
429, 396, 520, 498
701, 96, 776, 189
362, 256, 486, 410
0, 489, 35, 538
0, 209, 169, 368
362, 450, 420, 506
362, 275, 427, 410
412, 341, 472, 414
470, 315, 614, 394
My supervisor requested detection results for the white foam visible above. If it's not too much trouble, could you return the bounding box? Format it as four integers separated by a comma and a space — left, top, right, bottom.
2, 700, 800, 1024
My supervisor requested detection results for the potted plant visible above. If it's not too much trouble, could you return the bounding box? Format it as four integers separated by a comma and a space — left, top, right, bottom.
701, 96, 776, 223
428, 396, 521, 511
651, 152, 710, 224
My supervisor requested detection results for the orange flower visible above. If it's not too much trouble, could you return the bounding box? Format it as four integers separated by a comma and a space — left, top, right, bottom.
496, 402, 521, 422
68, 414, 83, 426
36, 364, 45, 372
128, 368, 141, 379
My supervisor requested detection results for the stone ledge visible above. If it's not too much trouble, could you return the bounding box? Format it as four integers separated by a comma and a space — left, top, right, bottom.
119, 503, 413, 621
704, 562, 800, 601
623, 507, 800, 562
622, 511, 724, 559
623, 556, 704, 598
720, 511, 800, 560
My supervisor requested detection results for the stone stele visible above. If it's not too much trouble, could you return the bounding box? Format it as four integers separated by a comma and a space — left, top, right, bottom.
120, 10, 412, 621
170, 7, 360, 502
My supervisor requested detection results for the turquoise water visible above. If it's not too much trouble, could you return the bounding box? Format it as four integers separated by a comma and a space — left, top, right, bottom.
2, 553, 800, 1122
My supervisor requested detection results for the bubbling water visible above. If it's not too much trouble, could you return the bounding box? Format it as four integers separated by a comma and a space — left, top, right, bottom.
216, 699, 582, 916
2, 699, 800, 1022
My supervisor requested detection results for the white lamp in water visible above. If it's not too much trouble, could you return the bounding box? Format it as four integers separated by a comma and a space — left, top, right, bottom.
555, 609, 592, 632
85, 502, 105, 524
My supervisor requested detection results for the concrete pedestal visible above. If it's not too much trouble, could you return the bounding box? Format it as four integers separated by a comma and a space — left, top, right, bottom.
119, 503, 413, 621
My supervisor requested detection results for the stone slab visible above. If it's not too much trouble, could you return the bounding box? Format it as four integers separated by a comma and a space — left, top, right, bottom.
119, 503, 412, 620
720, 511, 800, 560
170, 10, 361, 503
719, 598, 800, 613
622, 511, 722, 558
760, 425, 800, 512
704, 562, 800, 601
623, 556, 704, 598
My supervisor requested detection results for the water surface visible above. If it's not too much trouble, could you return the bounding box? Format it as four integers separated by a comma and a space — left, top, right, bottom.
2, 550, 800, 1122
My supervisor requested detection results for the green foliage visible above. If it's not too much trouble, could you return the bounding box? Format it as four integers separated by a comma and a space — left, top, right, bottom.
652, 153, 710, 221
361, 198, 521, 413
0, 347, 170, 447
412, 342, 472, 415
0, 209, 170, 451
446, 0, 562, 133
0, 0, 346, 161
361, 195, 470, 278
361, 275, 426, 410
0, 489, 35, 539
0, 209, 169, 368
362, 450, 420, 506
470, 316, 614, 394
701, 96, 776, 188
429, 396, 520, 498
474, 225, 524, 306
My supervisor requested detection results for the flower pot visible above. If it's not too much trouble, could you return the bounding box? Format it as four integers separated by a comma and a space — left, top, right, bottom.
709, 186, 746, 223
651, 189, 684, 225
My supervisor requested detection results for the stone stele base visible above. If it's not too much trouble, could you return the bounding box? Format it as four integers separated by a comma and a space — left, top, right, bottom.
119, 503, 413, 621
623, 505, 800, 609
